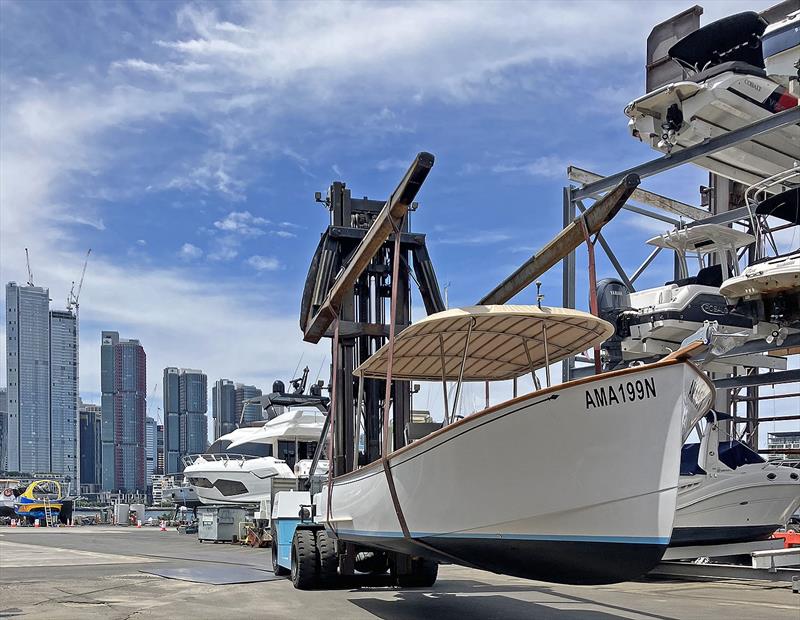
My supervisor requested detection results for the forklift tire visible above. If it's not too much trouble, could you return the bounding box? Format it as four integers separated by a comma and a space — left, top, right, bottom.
291, 529, 318, 590
396, 558, 438, 588
315, 529, 338, 585
272, 529, 290, 576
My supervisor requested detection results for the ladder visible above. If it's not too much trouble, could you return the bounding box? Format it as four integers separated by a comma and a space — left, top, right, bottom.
43, 498, 57, 527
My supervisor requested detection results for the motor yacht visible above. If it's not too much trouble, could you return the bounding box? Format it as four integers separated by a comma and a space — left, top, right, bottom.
183, 389, 328, 506
625, 11, 799, 187
597, 224, 755, 367
319, 305, 715, 585
673, 411, 800, 546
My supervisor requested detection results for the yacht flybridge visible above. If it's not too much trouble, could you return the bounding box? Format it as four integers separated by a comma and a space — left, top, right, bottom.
317, 305, 714, 585
624, 11, 799, 187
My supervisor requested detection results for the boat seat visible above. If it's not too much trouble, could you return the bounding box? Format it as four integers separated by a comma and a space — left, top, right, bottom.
680, 443, 706, 476
665, 276, 698, 287
686, 61, 767, 84
665, 264, 723, 288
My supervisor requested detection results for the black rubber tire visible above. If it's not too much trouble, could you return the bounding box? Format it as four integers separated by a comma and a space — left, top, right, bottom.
272, 527, 290, 576
291, 529, 318, 590
315, 529, 338, 586
396, 557, 438, 588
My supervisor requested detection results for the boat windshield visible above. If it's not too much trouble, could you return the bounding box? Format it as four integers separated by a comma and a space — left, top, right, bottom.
205, 439, 273, 458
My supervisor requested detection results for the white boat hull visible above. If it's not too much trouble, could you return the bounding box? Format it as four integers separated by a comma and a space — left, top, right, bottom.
184, 457, 294, 506
720, 251, 800, 301
672, 464, 800, 546
321, 360, 711, 584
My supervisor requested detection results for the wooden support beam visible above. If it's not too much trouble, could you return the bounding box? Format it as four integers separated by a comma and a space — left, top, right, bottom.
303, 152, 435, 343
568, 166, 709, 221
479, 173, 640, 305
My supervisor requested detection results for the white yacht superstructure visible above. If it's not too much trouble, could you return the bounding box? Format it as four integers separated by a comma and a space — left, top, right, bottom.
184, 408, 327, 506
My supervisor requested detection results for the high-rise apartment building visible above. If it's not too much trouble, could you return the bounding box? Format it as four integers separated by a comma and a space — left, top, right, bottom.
156, 424, 164, 474
145, 416, 156, 485
212, 379, 237, 439
5, 283, 78, 478
79, 401, 102, 492
101, 331, 146, 492
49, 309, 78, 480
236, 383, 263, 425
163, 368, 208, 473
0, 388, 7, 471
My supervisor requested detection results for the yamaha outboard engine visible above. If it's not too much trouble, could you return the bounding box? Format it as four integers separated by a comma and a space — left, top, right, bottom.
595, 278, 633, 370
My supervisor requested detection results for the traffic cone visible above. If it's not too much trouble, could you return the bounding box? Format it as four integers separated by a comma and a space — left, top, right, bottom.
159, 520, 167, 532
34, 519, 40, 528
136, 520, 142, 528
10, 519, 16, 528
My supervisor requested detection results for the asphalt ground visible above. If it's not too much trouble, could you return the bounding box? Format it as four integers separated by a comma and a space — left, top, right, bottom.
0, 526, 797, 619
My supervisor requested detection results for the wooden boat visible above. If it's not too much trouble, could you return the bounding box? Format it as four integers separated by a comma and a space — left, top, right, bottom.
319, 305, 714, 585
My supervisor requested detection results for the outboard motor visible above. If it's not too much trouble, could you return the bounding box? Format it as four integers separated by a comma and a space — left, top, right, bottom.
272, 380, 286, 395
595, 278, 633, 370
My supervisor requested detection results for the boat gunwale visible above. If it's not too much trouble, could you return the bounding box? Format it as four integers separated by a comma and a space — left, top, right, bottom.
332, 353, 712, 485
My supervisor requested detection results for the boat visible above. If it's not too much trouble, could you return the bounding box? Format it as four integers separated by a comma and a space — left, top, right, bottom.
318, 305, 715, 585
183, 398, 327, 506
624, 11, 799, 187
0, 479, 21, 518
14, 479, 65, 524
762, 9, 800, 90
673, 411, 800, 546
597, 223, 755, 367
161, 479, 202, 508
720, 186, 800, 336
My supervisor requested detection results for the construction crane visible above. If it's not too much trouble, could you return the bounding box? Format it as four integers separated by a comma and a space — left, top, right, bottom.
25, 248, 34, 286
67, 249, 91, 311
147, 383, 162, 425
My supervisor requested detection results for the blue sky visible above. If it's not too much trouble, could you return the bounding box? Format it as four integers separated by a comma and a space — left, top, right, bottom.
0, 1, 796, 443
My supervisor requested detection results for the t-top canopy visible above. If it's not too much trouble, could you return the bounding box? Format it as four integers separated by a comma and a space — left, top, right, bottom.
647, 224, 755, 254
354, 305, 613, 382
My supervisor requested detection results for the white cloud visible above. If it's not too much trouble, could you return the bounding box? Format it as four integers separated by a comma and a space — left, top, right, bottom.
179, 242, 203, 260
438, 230, 513, 245
246, 255, 281, 271
272, 230, 296, 239
492, 156, 570, 179
213, 211, 270, 235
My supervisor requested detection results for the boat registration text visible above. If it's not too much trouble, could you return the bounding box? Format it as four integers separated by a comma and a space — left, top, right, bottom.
585, 377, 656, 409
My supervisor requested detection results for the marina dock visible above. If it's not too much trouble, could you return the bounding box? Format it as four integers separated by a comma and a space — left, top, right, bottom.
1, 526, 796, 619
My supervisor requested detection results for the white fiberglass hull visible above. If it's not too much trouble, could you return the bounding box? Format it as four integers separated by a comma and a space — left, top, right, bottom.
184, 457, 294, 506
720, 251, 800, 301
321, 360, 711, 585
672, 463, 800, 546
625, 71, 799, 187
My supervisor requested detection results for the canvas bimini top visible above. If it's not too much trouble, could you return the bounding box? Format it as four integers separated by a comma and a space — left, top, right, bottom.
353, 305, 614, 382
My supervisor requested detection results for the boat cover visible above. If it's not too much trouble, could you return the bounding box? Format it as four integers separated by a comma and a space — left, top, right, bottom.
353, 305, 613, 381
668, 11, 767, 70
755, 187, 800, 226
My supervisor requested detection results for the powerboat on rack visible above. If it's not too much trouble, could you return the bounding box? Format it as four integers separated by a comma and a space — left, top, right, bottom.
183, 396, 328, 506
13, 480, 65, 524
762, 9, 800, 89
624, 11, 799, 187
318, 305, 715, 585
597, 223, 755, 367
673, 411, 800, 546
720, 186, 800, 335
161, 479, 202, 508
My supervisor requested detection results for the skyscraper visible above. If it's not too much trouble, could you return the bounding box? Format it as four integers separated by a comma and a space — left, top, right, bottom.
49, 309, 78, 480
235, 383, 263, 425
156, 423, 164, 474
212, 379, 236, 439
6, 283, 51, 473
0, 388, 7, 471
145, 417, 156, 486
101, 331, 146, 492
163, 367, 208, 473
79, 401, 102, 491
5, 283, 79, 478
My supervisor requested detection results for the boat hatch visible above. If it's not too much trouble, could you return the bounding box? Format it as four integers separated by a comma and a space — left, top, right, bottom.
353, 305, 613, 382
